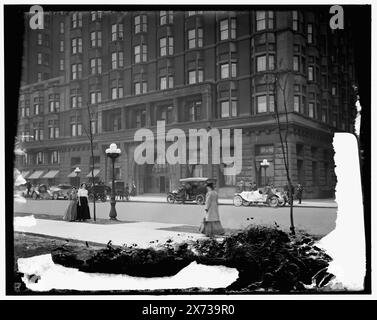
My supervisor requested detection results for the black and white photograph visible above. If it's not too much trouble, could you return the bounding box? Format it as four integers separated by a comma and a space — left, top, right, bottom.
2, 2, 373, 302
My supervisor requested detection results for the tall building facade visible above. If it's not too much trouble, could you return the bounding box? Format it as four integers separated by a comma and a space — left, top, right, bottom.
15, 10, 356, 198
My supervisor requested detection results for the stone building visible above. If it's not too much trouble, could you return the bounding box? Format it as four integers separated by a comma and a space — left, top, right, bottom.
15, 9, 355, 198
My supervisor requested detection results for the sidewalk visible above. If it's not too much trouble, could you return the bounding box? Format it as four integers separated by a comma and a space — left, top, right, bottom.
130, 194, 337, 208
14, 216, 207, 249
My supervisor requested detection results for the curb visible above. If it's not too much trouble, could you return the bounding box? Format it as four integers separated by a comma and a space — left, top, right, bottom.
129, 199, 337, 209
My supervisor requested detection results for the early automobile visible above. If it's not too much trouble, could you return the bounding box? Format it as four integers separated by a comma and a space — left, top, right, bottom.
50, 184, 72, 200
30, 184, 53, 200
233, 189, 281, 208
167, 177, 216, 205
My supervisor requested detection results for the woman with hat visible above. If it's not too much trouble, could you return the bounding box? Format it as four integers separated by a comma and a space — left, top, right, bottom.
63, 186, 78, 221
199, 182, 225, 237
76, 183, 91, 221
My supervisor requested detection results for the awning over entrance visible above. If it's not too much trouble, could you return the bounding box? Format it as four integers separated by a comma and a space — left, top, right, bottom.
43, 170, 60, 179
67, 169, 78, 178
28, 170, 45, 179
86, 169, 101, 178
21, 171, 30, 179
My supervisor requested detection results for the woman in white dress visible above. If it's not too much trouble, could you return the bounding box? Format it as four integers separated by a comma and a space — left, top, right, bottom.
76, 183, 90, 221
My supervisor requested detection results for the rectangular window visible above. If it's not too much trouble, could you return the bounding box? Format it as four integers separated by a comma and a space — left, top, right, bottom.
307, 24, 313, 44
37, 33, 42, 45
112, 24, 124, 41
294, 95, 300, 112
160, 38, 167, 56
188, 70, 196, 84
135, 15, 147, 34
71, 12, 82, 28
230, 18, 236, 39
293, 56, 300, 71
221, 63, 229, 79
256, 11, 266, 31
256, 11, 273, 31
72, 38, 82, 54
60, 21, 64, 34
188, 28, 203, 49
292, 11, 298, 31
160, 11, 173, 25
308, 66, 314, 81
91, 31, 97, 47
308, 102, 314, 118
59, 40, 64, 52
231, 100, 238, 116
220, 19, 229, 40
257, 95, 267, 113
160, 37, 174, 56
37, 53, 42, 65
188, 29, 196, 49
268, 55, 275, 70
221, 101, 230, 118
257, 55, 266, 72
59, 59, 64, 71
220, 18, 236, 40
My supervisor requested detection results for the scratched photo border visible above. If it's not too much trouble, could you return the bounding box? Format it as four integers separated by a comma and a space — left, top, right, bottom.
3, 3, 371, 296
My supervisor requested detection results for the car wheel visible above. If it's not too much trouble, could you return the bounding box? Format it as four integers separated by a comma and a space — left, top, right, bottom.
195, 194, 205, 205
268, 196, 279, 208
32, 192, 38, 200
233, 195, 243, 207
53, 193, 59, 200
278, 197, 286, 207
88, 194, 95, 202
100, 195, 107, 202
167, 194, 175, 204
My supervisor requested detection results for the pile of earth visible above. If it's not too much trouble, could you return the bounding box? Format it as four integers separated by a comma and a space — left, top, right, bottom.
50, 225, 334, 293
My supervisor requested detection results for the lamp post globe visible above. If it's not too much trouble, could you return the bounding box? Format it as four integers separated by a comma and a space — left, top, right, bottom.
106, 143, 121, 220
74, 167, 81, 188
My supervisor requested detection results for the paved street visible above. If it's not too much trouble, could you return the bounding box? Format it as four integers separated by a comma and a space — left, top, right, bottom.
14, 199, 337, 237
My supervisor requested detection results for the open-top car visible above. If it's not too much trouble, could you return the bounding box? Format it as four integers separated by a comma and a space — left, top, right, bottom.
30, 184, 53, 200
233, 188, 281, 208
50, 184, 72, 200
167, 177, 216, 205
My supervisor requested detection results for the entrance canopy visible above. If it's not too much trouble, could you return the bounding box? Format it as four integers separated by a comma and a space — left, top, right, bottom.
86, 169, 101, 178
43, 170, 60, 179
28, 170, 45, 179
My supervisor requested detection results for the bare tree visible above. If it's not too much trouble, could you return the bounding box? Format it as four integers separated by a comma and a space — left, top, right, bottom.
83, 103, 97, 222
268, 69, 296, 235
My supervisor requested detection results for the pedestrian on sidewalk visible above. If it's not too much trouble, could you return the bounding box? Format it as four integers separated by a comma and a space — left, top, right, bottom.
296, 183, 304, 204
77, 183, 91, 222
199, 182, 225, 238
63, 187, 78, 221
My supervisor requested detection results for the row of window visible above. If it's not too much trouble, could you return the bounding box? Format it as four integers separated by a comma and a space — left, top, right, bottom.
23, 150, 60, 165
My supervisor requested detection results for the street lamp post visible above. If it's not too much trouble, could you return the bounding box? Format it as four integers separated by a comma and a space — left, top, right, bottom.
105, 143, 121, 220
260, 159, 270, 186
74, 167, 81, 188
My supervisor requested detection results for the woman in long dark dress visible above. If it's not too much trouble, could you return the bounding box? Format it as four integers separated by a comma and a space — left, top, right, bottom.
77, 183, 90, 221
63, 187, 78, 221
